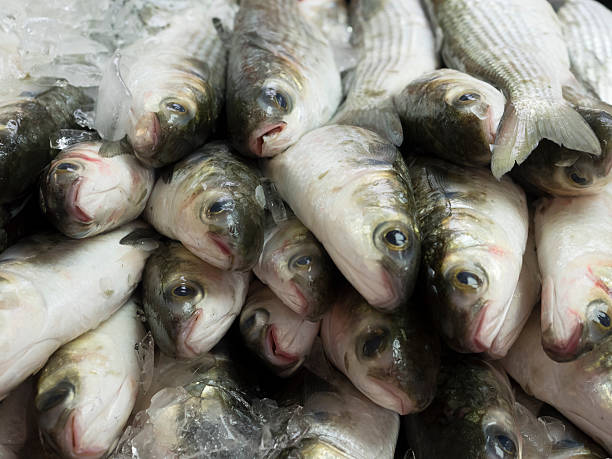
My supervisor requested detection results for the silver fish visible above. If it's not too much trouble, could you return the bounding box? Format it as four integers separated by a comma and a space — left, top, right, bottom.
425, 0, 601, 178
332, 0, 438, 146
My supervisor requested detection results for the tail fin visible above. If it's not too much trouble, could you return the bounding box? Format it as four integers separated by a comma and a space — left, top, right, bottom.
491, 99, 602, 179
331, 97, 403, 147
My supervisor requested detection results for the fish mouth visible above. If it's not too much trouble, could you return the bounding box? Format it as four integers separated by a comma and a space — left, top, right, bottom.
177, 309, 203, 359
484, 105, 497, 145
249, 122, 286, 157
369, 377, 416, 415
286, 281, 308, 316
469, 304, 491, 353
63, 411, 105, 458
542, 322, 583, 361
131, 111, 161, 158
178, 309, 237, 358
264, 325, 300, 369
67, 178, 93, 223
207, 232, 234, 259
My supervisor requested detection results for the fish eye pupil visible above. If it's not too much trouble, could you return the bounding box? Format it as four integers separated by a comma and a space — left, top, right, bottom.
459, 93, 480, 102
173, 284, 195, 297
495, 435, 516, 455
242, 314, 256, 330
208, 199, 231, 215
456, 271, 480, 288
56, 162, 77, 172
167, 102, 186, 113
570, 172, 588, 185
274, 92, 287, 109
597, 311, 611, 328
294, 255, 311, 268
362, 329, 387, 358
384, 229, 407, 248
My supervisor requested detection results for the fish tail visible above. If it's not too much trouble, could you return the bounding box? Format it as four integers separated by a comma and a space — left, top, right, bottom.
491, 98, 602, 179
331, 98, 403, 147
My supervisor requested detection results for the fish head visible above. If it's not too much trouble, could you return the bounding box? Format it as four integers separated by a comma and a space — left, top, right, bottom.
239, 282, 319, 377
334, 291, 439, 414
429, 244, 519, 353
41, 142, 123, 238
258, 218, 335, 320
228, 71, 306, 157
143, 242, 241, 359
129, 62, 216, 167
35, 346, 135, 458
543, 262, 612, 361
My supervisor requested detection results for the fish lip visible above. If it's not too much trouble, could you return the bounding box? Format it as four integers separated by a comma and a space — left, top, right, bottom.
543, 322, 583, 361
369, 377, 415, 415
288, 280, 309, 316
131, 111, 161, 157
265, 325, 299, 367
177, 309, 203, 359
248, 122, 286, 157
484, 104, 497, 145
470, 304, 491, 353
207, 232, 233, 258
68, 178, 93, 223
63, 410, 106, 458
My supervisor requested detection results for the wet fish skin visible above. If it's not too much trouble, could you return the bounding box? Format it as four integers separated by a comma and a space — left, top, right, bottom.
535, 184, 612, 361
263, 125, 420, 311
144, 141, 265, 271
502, 309, 612, 454
394, 68, 505, 167
239, 281, 320, 377
405, 355, 522, 459
253, 216, 336, 321
425, 0, 601, 178
39, 140, 154, 239
332, 0, 438, 146
143, 241, 249, 359
226, 0, 342, 157
35, 300, 144, 459
554, 0, 612, 104
320, 284, 440, 415
0, 221, 152, 401
409, 157, 528, 354
0, 81, 92, 204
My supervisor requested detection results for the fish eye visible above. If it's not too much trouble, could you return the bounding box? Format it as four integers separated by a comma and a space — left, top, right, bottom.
241, 308, 270, 332
450, 268, 484, 291
383, 229, 409, 251
496, 435, 517, 456
457, 92, 481, 103
35, 380, 75, 412
291, 255, 312, 270
588, 300, 612, 332
598, 311, 611, 328
568, 171, 590, 186
360, 328, 389, 359
207, 198, 234, 217
55, 162, 78, 173
172, 283, 197, 297
166, 102, 186, 113
262, 87, 291, 112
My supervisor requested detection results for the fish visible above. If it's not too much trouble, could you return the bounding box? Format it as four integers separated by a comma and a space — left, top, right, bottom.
263, 125, 420, 311
144, 141, 265, 271
39, 140, 155, 239
404, 355, 522, 459
253, 215, 336, 321
0, 80, 92, 204
502, 309, 612, 454
142, 241, 249, 359
552, 0, 612, 104
409, 157, 529, 354
226, 0, 342, 157
331, 0, 438, 146
534, 183, 612, 361
320, 284, 440, 415
94, 2, 237, 168
487, 224, 541, 359
35, 299, 145, 459
394, 68, 505, 167
0, 221, 152, 400
239, 281, 320, 377
279, 342, 400, 459
424, 0, 601, 178
513, 87, 612, 197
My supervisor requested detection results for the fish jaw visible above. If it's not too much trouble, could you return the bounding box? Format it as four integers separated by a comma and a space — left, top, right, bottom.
130, 111, 161, 160
248, 122, 287, 157
177, 309, 238, 359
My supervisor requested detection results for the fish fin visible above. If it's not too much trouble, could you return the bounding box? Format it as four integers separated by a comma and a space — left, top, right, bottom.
212, 17, 232, 48
331, 98, 403, 146
98, 137, 132, 158
120, 227, 161, 250
491, 99, 602, 178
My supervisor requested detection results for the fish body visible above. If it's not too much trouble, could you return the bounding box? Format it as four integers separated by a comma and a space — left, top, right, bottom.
405, 355, 522, 459
143, 241, 249, 359
0, 81, 92, 204
226, 0, 342, 157
145, 141, 265, 271
39, 140, 154, 238
0, 221, 151, 400
239, 281, 320, 377
36, 300, 144, 459
502, 309, 612, 454
332, 0, 438, 146
253, 216, 336, 321
395, 68, 505, 167
554, 0, 612, 104
320, 284, 440, 415
264, 125, 420, 311
535, 184, 612, 360
426, 0, 601, 177
409, 157, 528, 354
95, 2, 237, 167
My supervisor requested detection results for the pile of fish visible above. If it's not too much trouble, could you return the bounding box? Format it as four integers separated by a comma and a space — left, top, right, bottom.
1, 0, 611, 457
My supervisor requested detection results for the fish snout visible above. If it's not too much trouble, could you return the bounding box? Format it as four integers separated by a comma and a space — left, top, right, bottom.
130, 111, 161, 159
